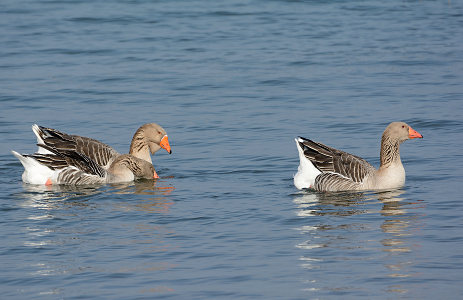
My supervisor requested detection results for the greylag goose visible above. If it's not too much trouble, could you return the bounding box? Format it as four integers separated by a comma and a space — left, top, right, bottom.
12, 148, 157, 185
31, 123, 171, 167
294, 122, 423, 192
12, 123, 171, 185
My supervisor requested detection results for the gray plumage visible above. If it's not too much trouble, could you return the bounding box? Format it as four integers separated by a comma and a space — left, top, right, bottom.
12, 124, 165, 185
34, 125, 120, 168
297, 137, 376, 192
294, 122, 423, 192
33, 123, 171, 167
23, 144, 156, 185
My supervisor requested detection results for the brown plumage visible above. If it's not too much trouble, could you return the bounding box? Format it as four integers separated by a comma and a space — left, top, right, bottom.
12, 124, 169, 185
294, 122, 423, 192
33, 123, 171, 168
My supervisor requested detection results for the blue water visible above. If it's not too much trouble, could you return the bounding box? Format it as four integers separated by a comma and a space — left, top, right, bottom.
1, 0, 463, 298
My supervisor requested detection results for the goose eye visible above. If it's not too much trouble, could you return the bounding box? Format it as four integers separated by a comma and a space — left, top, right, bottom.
402, 125, 405, 128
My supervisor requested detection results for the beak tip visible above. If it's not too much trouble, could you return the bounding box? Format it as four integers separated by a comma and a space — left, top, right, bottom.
160, 135, 172, 154
408, 127, 423, 139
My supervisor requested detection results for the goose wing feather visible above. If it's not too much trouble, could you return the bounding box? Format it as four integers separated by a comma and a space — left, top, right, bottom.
29, 144, 106, 178
298, 137, 375, 183
36, 126, 119, 168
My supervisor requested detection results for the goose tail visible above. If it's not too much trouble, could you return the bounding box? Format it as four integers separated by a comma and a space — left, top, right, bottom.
293, 137, 321, 190
11, 150, 54, 184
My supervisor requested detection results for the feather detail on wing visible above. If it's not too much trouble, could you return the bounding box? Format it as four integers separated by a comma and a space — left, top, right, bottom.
297, 137, 375, 183
33, 125, 119, 168
28, 144, 106, 178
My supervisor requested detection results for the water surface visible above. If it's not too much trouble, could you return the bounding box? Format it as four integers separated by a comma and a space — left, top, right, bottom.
1, 0, 462, 299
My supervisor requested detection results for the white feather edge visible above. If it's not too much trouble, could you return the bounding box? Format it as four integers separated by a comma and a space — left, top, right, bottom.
11, 150, 55, 184
293, 138, 321, 190
32, 124, 53, 154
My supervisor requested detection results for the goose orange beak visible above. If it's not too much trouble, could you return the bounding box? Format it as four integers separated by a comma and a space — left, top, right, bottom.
153, 170, 159, 179
160, 135, 172, 154
409, 126, 423, 139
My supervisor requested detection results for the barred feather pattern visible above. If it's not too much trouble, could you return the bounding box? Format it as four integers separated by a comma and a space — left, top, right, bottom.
36, 126, 120, 168
31, 144, 106, 177
110, 154, 156, 179
294, 122, 421, 192
25, 151, 154, 184
24, 153, 69, 170
129, 128, 148, 155
299, 138, 376, 185
313, 173, 362, 192
13, 124, 165, 185
380, 136, 400, 166
57, 168, 105, 185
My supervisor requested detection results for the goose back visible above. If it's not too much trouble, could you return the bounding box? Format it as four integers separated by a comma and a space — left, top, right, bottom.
34, 125, 120, 169
297, 137, 376, 184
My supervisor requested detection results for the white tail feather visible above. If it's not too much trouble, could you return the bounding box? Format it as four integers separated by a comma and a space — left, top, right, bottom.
293, 138, 321, 190
11, 151, 53, 184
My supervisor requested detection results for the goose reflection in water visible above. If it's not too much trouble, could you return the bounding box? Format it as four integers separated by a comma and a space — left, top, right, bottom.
109, 178, 175, 213
293, 189, 424, 296
17, 183, 103, 210
17, 178, 175, 212
16, 178, 177, 284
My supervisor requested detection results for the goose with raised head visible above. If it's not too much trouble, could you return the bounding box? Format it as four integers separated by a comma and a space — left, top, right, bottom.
294, 122, 423, 192
12, 123, 171, 185
32, 123, 171, 168
128, 123, 172, 164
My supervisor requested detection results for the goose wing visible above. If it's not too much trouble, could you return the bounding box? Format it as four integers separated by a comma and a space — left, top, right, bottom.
33, 125, 120, 168
28, 144, 106, 178
297, 136, 375, 183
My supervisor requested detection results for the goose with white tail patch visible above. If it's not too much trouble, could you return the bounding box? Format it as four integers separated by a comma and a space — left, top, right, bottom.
31, 123, 172, 167
12, 149, 158, 185
294, 122, 423, 192
12, 124, 167, 185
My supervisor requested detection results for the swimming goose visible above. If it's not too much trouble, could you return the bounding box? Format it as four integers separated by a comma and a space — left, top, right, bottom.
32, 123, 171, 168
12, 123, 170, 185
12, 147, 158, 185
294, 122, 423, 192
